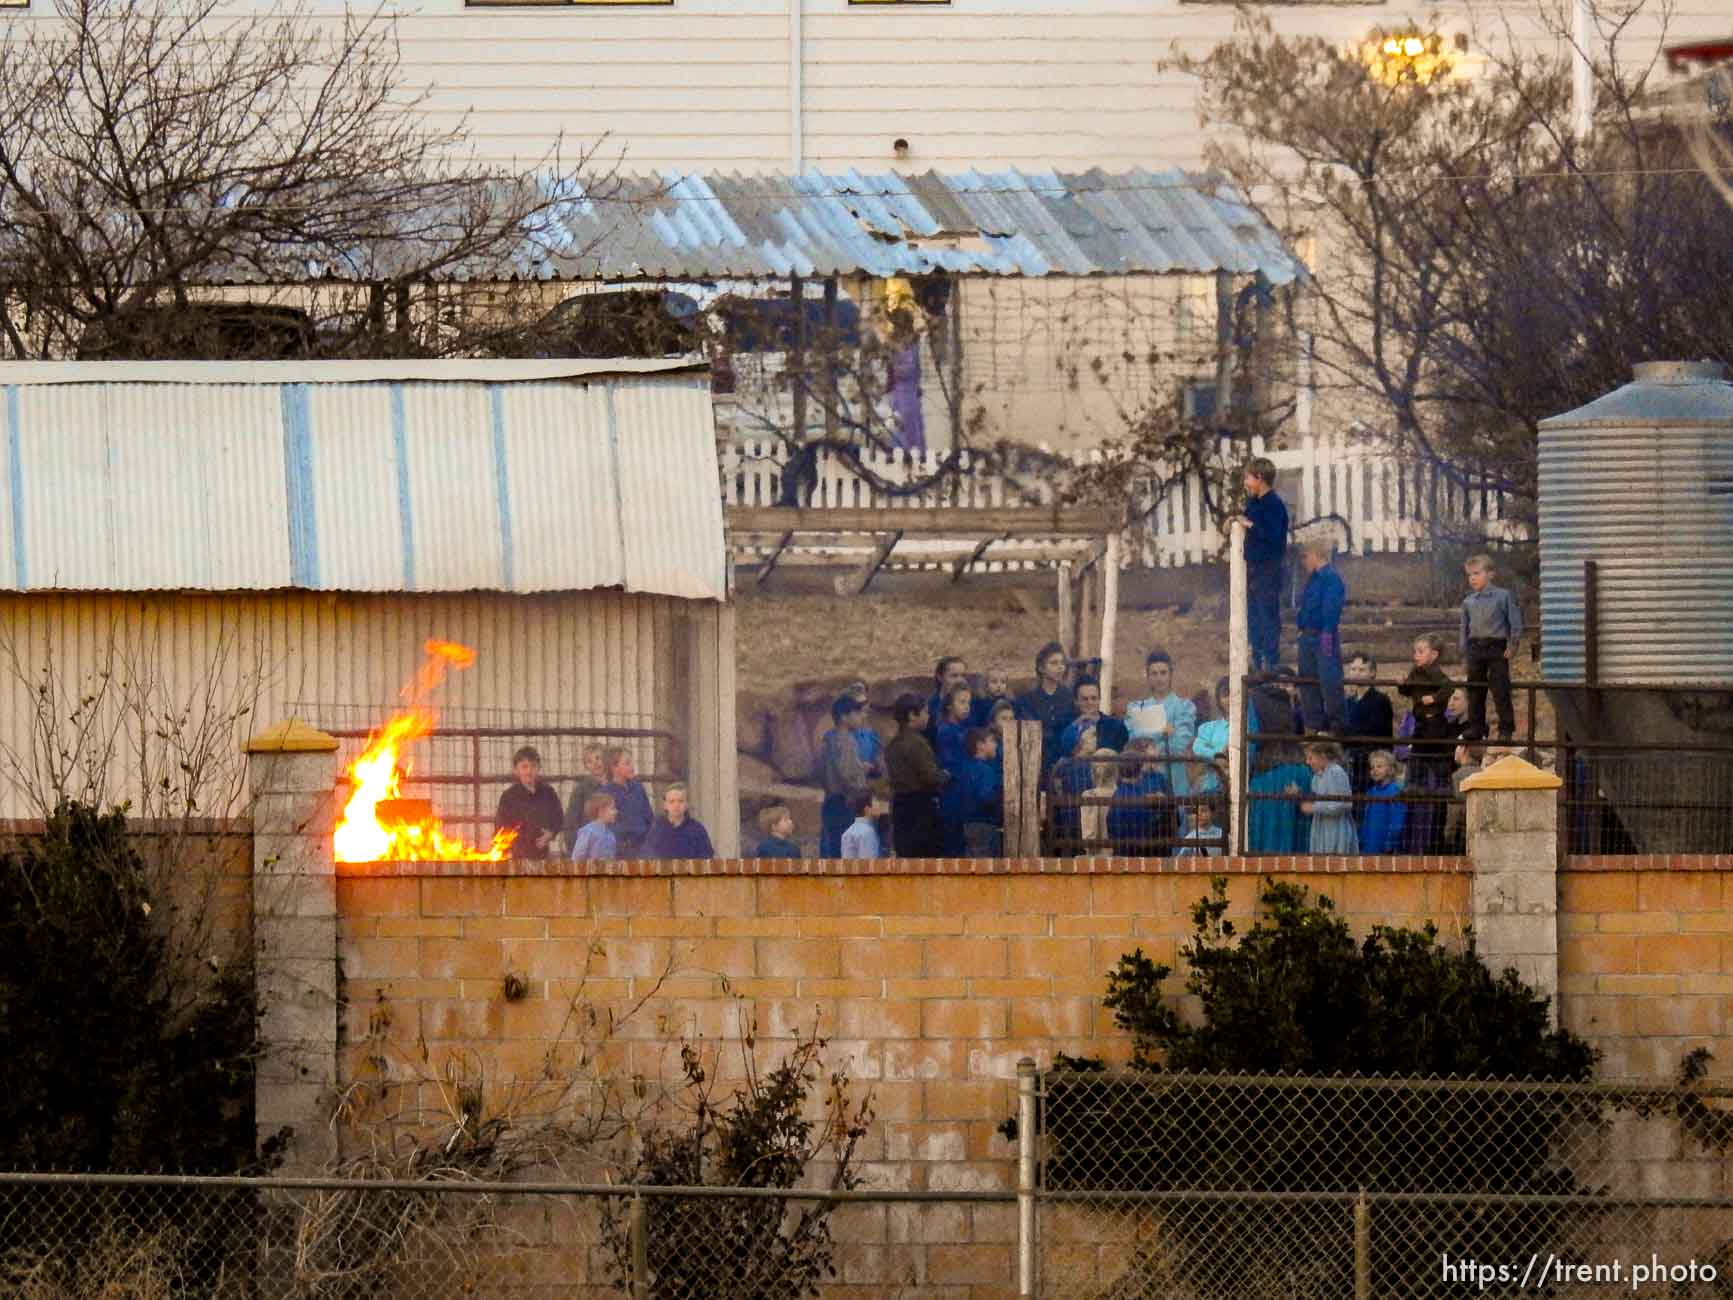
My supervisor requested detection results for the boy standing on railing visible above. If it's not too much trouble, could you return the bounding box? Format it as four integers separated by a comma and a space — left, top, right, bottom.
1460, 554, 1522, 743
1295, 537, 1347, 734
1242, 457, 1289, 673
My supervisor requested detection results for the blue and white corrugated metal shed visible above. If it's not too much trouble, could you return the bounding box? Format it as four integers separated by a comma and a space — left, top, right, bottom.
524, 166, 1305, 285
0, 359, 727, 601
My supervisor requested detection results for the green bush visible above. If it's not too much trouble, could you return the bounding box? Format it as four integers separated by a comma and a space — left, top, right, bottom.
1026, 878, 1601, 1300
0, 801, 260, 1174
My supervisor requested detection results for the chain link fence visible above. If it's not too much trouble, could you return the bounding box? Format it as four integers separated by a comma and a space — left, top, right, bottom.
1031, 1069, 1733, 1300
8, 1072, 1733, 1298
0, 1173, 1014, 1298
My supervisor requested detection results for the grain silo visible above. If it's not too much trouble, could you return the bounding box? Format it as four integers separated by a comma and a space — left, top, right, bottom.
1537, 360, 1733, 852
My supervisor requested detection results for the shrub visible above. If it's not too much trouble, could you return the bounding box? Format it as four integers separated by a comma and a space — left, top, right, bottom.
0, 802, 262, 1293
0, 801, 260, 1174
602, 1026, 875, 1299
1027, 878, 1600, 1300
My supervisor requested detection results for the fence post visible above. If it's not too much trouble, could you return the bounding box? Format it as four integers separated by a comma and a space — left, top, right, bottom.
630, 1193, 649, 1300
1354, 1190, 1371, 1300
1018, 1057, 1039, 1300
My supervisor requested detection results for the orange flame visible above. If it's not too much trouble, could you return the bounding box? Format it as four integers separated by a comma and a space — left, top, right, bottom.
332, 639, 515, 863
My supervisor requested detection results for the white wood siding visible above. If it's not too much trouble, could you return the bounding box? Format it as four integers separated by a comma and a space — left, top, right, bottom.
6, 1, 1726, 173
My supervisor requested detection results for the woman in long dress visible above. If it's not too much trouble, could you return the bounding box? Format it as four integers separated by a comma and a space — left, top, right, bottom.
1300, 741, 1359, 855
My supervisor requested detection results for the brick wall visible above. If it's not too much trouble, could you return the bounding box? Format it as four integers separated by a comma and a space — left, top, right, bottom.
1560, 857, 1733, 1079
322, 850, 1733, 1296
334, 856, 1468, 1189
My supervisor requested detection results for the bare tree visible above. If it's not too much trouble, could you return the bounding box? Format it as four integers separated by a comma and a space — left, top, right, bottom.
1170, 5, 1733, 520
0, 0, 617, 360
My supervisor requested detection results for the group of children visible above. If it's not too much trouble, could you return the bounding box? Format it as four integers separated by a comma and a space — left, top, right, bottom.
493, 463, 1522, 862
1246, 629, 1511, 857
493, 743, 716, 862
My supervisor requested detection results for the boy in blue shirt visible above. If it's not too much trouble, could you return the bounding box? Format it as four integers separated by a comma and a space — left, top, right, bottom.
754, 804, 802, 858
1295, 537, 1347, 734
1243, 457, 1289, 673
567, 792, 619, 862
940, 726, 1004, 856
1459, 554, 1522, 743
839, 790, 885, 859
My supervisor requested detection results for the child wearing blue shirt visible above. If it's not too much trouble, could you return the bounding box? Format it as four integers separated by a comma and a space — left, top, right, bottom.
567, 792, 619, 862
839, 791, 885, 859
1295, 537, 1347, 733
754, 804, 802, 858
940, 727, 1004, 856
1358, 750, 1407, 855
1243, 457, 1289, 673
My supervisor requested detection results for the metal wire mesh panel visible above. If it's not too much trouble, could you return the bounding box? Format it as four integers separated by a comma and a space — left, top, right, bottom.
0, 1176, 1016, 1299
1034, 1071, 1733, 1300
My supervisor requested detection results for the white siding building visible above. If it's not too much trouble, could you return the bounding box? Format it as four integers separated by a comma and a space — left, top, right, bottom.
4, 0, 1721, 174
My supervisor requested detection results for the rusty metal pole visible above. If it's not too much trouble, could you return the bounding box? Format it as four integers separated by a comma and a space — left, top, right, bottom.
1354, 1190, 1371, 1300
1017, 1057, 1039, 1299
471, 732, 483, 835
630, 1193, 649, 1300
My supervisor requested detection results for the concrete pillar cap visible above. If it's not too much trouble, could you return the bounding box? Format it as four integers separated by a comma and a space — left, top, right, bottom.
244, 718, 340, 754
1460, 754, 1562, 792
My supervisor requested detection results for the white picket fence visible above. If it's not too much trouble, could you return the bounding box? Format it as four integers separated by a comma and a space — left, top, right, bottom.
718, 432, 1524, 570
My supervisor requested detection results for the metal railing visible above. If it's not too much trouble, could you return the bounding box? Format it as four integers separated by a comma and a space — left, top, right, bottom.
1236, 675, 1733, 858
313, 712, 682, 837
1024, 1066, 1733, 1300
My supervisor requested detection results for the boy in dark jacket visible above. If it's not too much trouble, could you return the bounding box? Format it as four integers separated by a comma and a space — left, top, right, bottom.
1243, 457, 1289, 672
940, 727, 1004, 857
886, 693, 946, 858
754, 804, 802, 858
496, 745, 564, 860
1401, 633, 1457, 854
643, 784, 715, 860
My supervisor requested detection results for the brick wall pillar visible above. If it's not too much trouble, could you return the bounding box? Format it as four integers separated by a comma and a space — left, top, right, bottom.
246, 719, 342, 1170
1462, 755, 1564, 1015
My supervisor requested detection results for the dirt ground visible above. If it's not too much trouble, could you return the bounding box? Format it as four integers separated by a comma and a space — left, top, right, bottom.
736, 551, 1550, 733
737, 582, 1233, 704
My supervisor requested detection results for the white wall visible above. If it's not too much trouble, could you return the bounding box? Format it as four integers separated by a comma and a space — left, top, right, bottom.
6, 0, 1726, 175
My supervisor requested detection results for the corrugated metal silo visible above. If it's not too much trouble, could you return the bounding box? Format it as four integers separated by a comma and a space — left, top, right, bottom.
1538, 361, 1733, 853
1538, 360, 1733, 683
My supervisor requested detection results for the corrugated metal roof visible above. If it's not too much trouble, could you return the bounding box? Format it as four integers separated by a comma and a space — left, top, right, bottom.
0, 361, 726, 601
525, 166, 1305, 285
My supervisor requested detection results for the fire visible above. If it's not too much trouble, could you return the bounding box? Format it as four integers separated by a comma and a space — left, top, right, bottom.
332, 639, 515, 863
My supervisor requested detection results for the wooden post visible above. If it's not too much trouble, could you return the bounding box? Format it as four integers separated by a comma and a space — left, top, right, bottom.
1016, 719, 1043, 856
1214, 270, 1235, 420
789, 274, 807, 442
1100, 532, 1121, 712
823, 276, 840, 440
1056, 561, 1074, 656
1227, 518, 1249, 855
1074, 568, 1091, 667
948, 277, 963, 452
1001, 719, 1025, 857
1001, 719, 1043, 857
